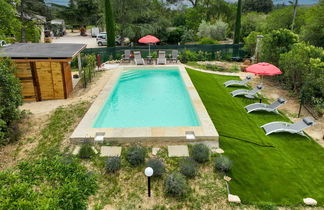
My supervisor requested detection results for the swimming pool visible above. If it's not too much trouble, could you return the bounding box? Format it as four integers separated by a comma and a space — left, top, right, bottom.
71, 65, 218, 143
93, 69, 200, 128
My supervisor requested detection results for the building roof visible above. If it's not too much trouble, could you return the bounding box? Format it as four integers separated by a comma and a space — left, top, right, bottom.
0, 43, 87, 59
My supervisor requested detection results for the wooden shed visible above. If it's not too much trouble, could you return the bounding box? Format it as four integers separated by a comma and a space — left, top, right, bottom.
0, 43, 86, 101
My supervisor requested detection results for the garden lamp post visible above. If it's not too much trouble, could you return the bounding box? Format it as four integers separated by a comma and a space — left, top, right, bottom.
144, 167, 154, 197
255, 35, 264, 63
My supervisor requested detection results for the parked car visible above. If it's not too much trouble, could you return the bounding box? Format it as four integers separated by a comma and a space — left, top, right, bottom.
96, 33, 125, 46
0, 40, 9, 47
96, 32, 107, 46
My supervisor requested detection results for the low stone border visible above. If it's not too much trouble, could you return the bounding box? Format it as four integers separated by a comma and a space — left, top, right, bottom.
183, 64, 240, 76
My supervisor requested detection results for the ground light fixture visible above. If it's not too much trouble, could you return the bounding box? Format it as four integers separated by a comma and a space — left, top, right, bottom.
144, 167, 154, 197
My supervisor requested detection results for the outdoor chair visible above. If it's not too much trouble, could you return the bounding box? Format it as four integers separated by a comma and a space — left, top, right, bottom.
134, 51, 145, 65
231, 85, 263, 98
122, 50, 131, 63
245, 98, 286, 114
171, 50, 178, 63
157, 51, 167, 65
261, 117, 315, 137
224, 75, 252, 87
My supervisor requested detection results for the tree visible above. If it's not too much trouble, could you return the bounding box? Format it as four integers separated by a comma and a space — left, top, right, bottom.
261, 29, 299, 66
76, 0, 100, 27
197, 20, 228, 41
0, 0, 20, 40
233, 0, 242, 44
241, 12, 266, 38
242, 0, 273, 13
0, 58, 22, 145
110, 0, 171, 42
105, 0, 115, 47
301, 0, 324, 47
263, 6, 308, 34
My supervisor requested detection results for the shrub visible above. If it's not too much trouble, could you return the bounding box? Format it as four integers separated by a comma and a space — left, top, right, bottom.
180, 158, 198, 178
261, 29, 299, 66
199, 37, 218, 45
180, 29, 196, 44
0, 155, 97, 209
146, 158, 165, 177
243, 31, 261, 56
278, 42, 324, 91
191, 143, 210, 163
167, 27, 184, 44
164, 172, 188, 197
0, 58, 22, 145
214, 156, 232, 173
126, 145, 146, 166
78, 143, 95, 159
228, 65, 240, 72
178, 50, 212, 63
197, 20, 228, 41
105, 156, 121, 173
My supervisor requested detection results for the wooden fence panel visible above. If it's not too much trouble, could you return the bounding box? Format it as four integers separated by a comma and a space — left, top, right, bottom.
51, 62, 65, 99
36, 62, 54, 100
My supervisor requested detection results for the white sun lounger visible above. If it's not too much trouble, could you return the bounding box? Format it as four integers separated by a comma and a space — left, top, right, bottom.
157, 51, 166, 65
171, 50, 178, 63
261, 117, 315, 136
245, 98, 286, 114
122, 50, 131, 63
224, 75, 252, 87
231, 85, 263, 98
134, 51, 145, 65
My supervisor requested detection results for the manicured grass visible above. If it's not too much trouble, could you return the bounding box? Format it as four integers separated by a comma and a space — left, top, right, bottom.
186, 68, 324, 206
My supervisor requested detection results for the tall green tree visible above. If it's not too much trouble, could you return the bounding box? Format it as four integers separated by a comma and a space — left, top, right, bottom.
105, 0, 115, 47
233, 0, 242, 44
242, 0, 273, 13
0, 0, 20, 39
301, 0, 324, 47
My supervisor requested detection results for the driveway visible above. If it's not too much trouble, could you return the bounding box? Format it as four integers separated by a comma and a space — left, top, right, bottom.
52, 31, 104, 48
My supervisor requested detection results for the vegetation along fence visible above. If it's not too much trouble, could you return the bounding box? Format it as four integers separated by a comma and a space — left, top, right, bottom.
82, 44, 246, 62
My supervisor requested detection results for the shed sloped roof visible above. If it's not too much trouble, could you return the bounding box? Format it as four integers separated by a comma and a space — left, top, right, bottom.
0, 43, 86, 59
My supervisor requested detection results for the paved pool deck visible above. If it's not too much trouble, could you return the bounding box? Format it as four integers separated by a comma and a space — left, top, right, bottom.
70, 64, 219, 144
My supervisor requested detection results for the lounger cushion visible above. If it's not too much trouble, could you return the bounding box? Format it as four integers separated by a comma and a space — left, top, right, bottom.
278, 98, 286, 104
303, 117, 314, 126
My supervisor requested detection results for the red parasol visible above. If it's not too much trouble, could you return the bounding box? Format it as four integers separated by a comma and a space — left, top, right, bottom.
138, 35, 160, 56
246, 62, 282, 84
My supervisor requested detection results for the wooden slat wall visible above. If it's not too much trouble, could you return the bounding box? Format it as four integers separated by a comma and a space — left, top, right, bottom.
51, 62, 65, 99
36, 62, 55, 100
15, 62, 37, 101
14, 60, 74, 101
63, 62, 73, 97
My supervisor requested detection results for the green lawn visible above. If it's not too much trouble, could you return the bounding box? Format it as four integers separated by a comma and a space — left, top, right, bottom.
186, 68, 324, 206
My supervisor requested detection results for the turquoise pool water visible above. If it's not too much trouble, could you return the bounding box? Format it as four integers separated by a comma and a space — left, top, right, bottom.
93, 69, 200, 128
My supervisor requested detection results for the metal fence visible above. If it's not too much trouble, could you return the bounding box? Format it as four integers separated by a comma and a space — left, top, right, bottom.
82, 44, 246, 61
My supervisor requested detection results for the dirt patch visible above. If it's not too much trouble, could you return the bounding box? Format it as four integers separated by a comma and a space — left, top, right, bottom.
0, 114, 49, 170
240, 72, 324, 147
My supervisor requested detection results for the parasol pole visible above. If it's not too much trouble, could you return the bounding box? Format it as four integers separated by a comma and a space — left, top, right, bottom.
149, 43, 151, 56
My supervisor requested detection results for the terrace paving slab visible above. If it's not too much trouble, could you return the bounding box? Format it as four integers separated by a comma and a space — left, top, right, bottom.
214, 148, 225, 154
303, 198, 317, 206
72, 146, 81, 155
100, 146, 122, 157
228, 194, 241, 203
168, 145, 189, 157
